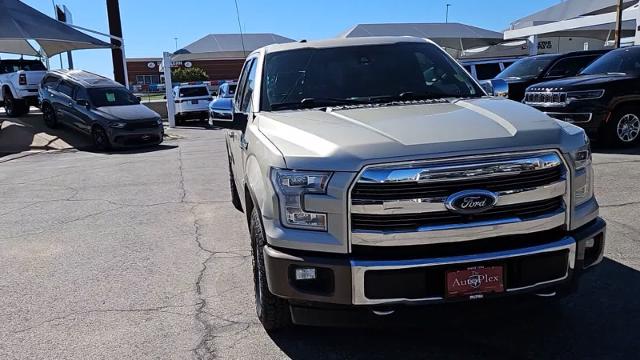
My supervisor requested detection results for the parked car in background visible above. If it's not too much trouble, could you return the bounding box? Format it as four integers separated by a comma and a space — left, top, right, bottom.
39, 70, 164, 150
172, 84, 212, 125
495, 50, 608, 101
208, 82, 237, 125
0, 58, 47, 116
211, 36, 605, 330
460, 57, 520, 80
525, 46, 640, 147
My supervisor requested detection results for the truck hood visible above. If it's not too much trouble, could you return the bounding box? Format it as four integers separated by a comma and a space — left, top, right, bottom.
257, 97, 583, 172
529, 74, 632, 91
95, 104, 160, 120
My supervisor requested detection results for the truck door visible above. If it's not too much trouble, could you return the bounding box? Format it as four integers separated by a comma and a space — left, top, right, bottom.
229, 57, 257, 193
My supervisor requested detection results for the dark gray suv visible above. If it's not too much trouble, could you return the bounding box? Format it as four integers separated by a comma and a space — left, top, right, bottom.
39, 70, 164, 150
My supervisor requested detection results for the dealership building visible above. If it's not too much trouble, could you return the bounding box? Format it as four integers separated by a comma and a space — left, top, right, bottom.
126, 33, 294, 90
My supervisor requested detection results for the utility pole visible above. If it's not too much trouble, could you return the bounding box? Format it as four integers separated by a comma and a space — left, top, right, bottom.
445, 4, 451, 23
106, 0, 126, 85
614, 0, 624, 48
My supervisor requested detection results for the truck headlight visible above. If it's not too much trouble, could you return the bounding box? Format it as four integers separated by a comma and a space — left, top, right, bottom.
271, 169, 331, 231
571, 142, 594, 206
566, 89, 604, 102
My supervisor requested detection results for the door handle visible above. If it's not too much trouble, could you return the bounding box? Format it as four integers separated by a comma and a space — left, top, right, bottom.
240, 135, 248, 150
228, 132, 236, 139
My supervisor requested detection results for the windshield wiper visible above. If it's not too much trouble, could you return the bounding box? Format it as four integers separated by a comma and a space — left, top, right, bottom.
270, 97, 367, 111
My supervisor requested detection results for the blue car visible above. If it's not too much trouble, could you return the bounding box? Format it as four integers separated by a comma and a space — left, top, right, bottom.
208, 82, 236, 126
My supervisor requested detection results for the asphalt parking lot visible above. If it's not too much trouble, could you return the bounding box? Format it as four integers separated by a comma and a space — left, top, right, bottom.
1, 113, 640, 359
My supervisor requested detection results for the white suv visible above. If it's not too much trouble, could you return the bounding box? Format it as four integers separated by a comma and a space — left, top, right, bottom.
171, 84, 212, 125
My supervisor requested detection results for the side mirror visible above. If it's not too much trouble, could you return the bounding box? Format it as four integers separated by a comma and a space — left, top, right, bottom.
210, 101, 248, 130
136, 96, 142, 102
480, 79, 509, 98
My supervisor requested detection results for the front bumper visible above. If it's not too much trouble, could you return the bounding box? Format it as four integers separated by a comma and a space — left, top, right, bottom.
108, 127, 164, 147
529, 102, 609, 138
264, 218, 606, 306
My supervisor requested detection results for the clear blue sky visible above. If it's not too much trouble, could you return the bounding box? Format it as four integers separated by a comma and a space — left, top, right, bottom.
16, 0, 559, 79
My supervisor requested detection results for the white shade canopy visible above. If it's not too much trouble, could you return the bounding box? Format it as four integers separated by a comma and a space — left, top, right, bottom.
0, 0, 111, 57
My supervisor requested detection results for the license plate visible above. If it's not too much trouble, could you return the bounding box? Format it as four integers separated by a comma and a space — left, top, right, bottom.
191, 100, 199, 104
446, 266, 504, 298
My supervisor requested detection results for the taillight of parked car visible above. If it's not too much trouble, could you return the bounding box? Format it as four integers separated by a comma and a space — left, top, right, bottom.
19, 74, 27, 85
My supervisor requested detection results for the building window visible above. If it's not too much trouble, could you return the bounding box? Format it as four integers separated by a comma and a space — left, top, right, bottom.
135, 74, 160, 85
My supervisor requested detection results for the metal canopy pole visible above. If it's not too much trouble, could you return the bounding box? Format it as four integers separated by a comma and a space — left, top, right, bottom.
615, 0, 624, 48
163, 52, 176, 128
106, 0, 127, 86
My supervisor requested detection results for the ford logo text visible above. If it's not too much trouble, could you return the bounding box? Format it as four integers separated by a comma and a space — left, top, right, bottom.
445, 190, 498, 215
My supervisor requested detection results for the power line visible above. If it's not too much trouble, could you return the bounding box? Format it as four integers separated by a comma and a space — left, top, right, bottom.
234, 0, 247, 57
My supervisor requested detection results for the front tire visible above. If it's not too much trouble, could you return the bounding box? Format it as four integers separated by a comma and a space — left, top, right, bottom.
606, 107, 640, 147
42, 104, 58, 128
250, 207, 291, 331
92, 126, 111, 151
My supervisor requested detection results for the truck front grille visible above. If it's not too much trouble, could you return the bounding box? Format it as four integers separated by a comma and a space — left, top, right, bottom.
352, 196, 563, 232
524, 91, 567, 106
349, 152, 569, 247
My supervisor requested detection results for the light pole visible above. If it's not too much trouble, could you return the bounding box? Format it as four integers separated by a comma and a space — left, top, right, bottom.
446, 4, 451, 23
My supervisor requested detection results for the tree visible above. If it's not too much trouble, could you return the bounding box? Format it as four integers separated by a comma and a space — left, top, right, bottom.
171, 67, 208, 83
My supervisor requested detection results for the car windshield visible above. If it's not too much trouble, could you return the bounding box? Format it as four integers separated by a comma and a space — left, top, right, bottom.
179, 86, 209, 97
580, 47, 640, 76
495, 56, 556, 80
0, 59, 46, 74
88, 88, 139, 107
260, 42, 481, 111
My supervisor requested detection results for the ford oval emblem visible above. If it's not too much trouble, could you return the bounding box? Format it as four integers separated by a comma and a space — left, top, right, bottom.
445, 190, 498, 215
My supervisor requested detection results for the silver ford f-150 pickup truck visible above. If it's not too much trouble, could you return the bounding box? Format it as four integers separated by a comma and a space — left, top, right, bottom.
211, 37, 606, 330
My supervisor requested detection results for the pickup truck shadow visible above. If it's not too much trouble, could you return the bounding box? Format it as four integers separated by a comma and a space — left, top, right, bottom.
270, 258, 639, 360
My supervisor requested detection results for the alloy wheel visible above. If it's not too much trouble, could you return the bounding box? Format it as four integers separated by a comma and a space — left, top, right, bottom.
617, 114, 640, 143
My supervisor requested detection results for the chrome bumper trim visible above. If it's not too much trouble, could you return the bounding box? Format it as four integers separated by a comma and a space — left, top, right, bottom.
351, 209, 566, 247
351, 180, 566, 215
351, 237, 576, 305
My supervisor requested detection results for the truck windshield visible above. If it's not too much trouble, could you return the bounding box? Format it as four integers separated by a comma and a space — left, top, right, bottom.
580, 47, 640, 76
89, 88, 139, 107
261, 42, 481, 111
0, 60, 46, 74
495, 56, 556, 80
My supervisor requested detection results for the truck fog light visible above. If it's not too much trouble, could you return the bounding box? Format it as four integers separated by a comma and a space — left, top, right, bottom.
286, 208, 327, 229
585, 238, 595, 248
294, 267, 317, 280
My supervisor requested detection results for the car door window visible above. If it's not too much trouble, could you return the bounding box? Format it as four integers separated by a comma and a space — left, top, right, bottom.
237, 59, 257, 113
546, 56, 599, 78
74, 86, 88, 102
57, 81, 74, 98
43, 76, 60, 89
